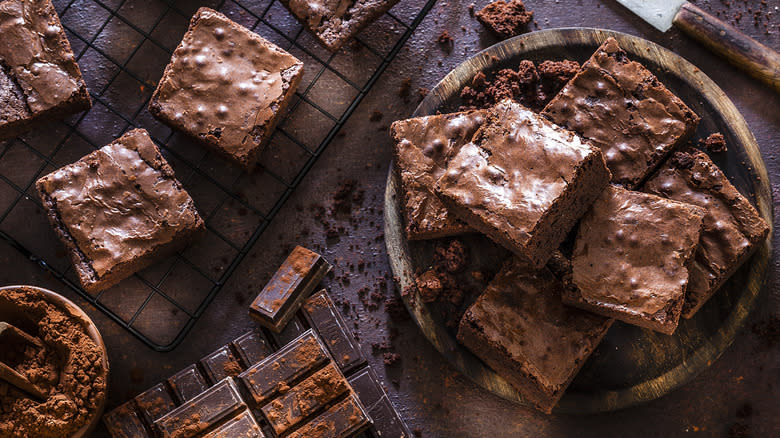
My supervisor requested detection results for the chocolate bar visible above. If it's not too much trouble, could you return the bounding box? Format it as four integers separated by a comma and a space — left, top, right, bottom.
249, 246, 332, 332
167, 365, 209, 404
102, 401, 150, 438
154, 377, 246, 438
231, 331, 273, 367
303, 289, 366, 373
134, 383, 176, 427
348, 367, 412, 438
238, 329, 330, 406
347, 368, 384, 407
270, 314, 308, 347
261, 362, 350, 436
286, 393, 372, 438
199, 345, 244, 384
202, 410, 264, 438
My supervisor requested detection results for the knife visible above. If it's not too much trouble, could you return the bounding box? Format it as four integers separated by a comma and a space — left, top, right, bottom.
617, 0, 780, 92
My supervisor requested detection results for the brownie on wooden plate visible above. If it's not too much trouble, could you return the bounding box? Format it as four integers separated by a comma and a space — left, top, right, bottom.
0, 0, 91, 141
435, 99, 611, 268
390, 110, 485, 240
458, 256, 613, 414
542, 37, 700, 189
36, 129, 204, 293
149, 8, 304, 171
643, 148, 769, 318
567, 185, 705, 334
280, 0, 400, 52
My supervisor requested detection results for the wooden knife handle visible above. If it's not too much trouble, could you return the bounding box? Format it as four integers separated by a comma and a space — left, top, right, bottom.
673, 2, 780, 92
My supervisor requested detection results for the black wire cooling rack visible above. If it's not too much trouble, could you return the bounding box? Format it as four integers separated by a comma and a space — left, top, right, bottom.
0, 0, 437, 351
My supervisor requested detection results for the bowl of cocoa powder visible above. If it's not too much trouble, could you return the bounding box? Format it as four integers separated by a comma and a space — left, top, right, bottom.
0, 285, 109, 438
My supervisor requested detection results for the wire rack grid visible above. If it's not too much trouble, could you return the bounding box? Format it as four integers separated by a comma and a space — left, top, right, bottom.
0, 0, 437, 351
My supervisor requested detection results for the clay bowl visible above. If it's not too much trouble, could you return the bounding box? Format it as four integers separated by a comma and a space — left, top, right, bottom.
0, 285, 110, 437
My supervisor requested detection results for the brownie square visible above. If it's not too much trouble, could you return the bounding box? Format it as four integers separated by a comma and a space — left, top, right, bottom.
149, 8, 304, 171
542, 37, 700, 189
458, 256, 613, 414
390, 110, 485, 240
279, 0, 400, 52
567, 185, 705, 334
434, 99, 611, 268
0, 0, 91, 141
643, 148, 769, 318
36, 129, 204, 293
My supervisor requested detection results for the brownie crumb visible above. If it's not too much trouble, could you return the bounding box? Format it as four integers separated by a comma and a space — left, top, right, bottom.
384, 295, 410, 321
700, 132, 727, 153
415, 270, 443, 302
436, 30, 454, 52
383, 352, 401, 366
476, 0, 533, 39
434, 239, 468, 273
369, 110, 383, 122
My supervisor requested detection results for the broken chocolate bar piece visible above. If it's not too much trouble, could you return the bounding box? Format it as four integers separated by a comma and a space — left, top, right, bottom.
238, 329, 330, 405
231, 331, 273, 367
270, 314, 308, 347
347, 367, 384, 407
154, 377, 246, 438
199, 345, 244, 384
348, 368, 411, 438
303, 289, 366, 373
102, 401, 150, 438
202, 410, 264, 438
249, 246, 332, 332
167, 365, 209, 404
134, 383, 176, 427
286, 393, 372, 438
261, 362, 350, 436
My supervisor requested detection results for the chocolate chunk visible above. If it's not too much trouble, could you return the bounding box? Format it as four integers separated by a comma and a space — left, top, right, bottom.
261, 362, 350, 436
154, 377, 246, 438
286, 393, 371, 438
249, 246, 332, 332
102, 401, 150, 438
199, 345, 244, 384
271, 314, 308, 347
167, 365, 209, 404
134, 383, 176, 427
303, 289, 366, 373
366, 396, 413, 438
347, 367, 384, 408
231, 331, 273, 367
238, 329, 330, 405
202, 410, 264, 438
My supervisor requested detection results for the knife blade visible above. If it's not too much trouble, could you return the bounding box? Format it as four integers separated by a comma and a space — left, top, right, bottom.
616, 0, 780, 91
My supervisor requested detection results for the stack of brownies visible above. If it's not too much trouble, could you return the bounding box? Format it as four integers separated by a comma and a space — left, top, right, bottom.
391, 37, 769, 413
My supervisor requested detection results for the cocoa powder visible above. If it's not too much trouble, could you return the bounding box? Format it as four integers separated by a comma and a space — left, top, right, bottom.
0, 287, 106, 438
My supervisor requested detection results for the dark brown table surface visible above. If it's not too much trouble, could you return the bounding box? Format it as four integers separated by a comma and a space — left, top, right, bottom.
1, 1, 778, 437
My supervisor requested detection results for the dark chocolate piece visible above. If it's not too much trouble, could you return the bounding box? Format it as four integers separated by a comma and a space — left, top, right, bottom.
231, 331, 273, 367
167, 364, 209, 404
567, 185, 705, 334
154, 377, 246, 438
643, 148, 769, 318
134, 383, 177, 427
434, 99, 611, 268
102, 401, 150, 438
261, 362, 350, 436
199, 345, 244, 384
390, 110, 484, 240
0, 0, 91, 141
365, 396, 412, 438
457, 256, 613, 414
542, 37, 700, 188
238, 329, 330, 405
279, 0, 401, 52
303, 289, 366, 373
35, 129, 204, 293
347, 367, 384, 408
202, 410, 264, 438
148, 8, 303, 170
250, 246, 332, 333
271, 314, 309, 347
286, 393, 372, 438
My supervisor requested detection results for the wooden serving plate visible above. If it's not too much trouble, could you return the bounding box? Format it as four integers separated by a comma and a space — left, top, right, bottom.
384, 28, 772, 413
0, 285, 110, 436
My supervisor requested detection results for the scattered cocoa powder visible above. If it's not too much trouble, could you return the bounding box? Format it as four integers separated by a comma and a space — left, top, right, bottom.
0, 287, 107, 438
475, 0, 534, 39
222, 359, 242, 377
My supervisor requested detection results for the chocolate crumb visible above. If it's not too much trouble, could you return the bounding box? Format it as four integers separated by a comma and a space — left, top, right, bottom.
476, 0, 534, 39
383, 352, 401, 366
700, 132, 727, 153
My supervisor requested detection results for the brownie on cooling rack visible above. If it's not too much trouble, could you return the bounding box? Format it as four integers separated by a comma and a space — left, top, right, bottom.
36, 129, 204, 293
542, 37, 700, 189
149, 8, 304, 171
279, 0, 401, 52
0, 0, 91, 141
643, 148, 769, 318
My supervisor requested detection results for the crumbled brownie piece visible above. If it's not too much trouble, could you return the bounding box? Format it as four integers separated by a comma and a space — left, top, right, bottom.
415, 269, 443, 303
476, 0, 533, 39
437, 30, 453, 45
433, 239, 468, 273
700, 132, 727, 153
